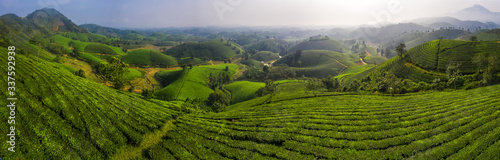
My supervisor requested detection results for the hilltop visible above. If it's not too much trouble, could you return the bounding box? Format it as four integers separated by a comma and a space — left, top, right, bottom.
274, 50, 356, 78
27, 8, 86, 33
164, 40, 243, 61
287, 38, 346, 54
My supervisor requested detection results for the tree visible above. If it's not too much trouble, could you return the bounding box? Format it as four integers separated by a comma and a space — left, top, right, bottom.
142, 88, 154, 99
208, 88, 231, 112
446, 62, 463, 89
256, 79, 279, 103
395, 43, 406, 56
306, 78, 323, 96
469, 35, 478, 41
263, 65, 270, 73
321, 76, 339, 92
97, 57, 130, 89
349, 79, 361, 92
74, 69, 86, 78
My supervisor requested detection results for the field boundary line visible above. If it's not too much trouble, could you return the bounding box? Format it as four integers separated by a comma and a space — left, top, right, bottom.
111, 119, 176, 160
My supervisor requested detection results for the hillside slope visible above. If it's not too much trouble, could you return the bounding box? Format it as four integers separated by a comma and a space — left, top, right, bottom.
287, 38, 346, 53
122, 49, 177, 67
0, 47, 179, 159
154, 64, 239, 101
406, 29, 469, 48
274, 50, 356, 78
147, 81, 500, 159
164, 40, 242, 60
342, 39, 500, 86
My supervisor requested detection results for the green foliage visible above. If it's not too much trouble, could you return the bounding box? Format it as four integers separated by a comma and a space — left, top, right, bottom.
74, 69, 86, 78
306, 77, 324, 96
469, 35, 478, 41
0, 47, 178, 160
287, 38, 346, 53
274, 50, 354, 78
395, 43, 406, 56
96, 57, 130, 89
150, 78, 500, 160
206, 72, 231, 90
225, 81, 265, 104
45, 43, 67, 55
84, 44, 117, 55
208, 88, 231, 112
251, 51, 280, 62
322, 75, 340, 92
154, 64, 238, 101
124, 68, 142, 81
244, 39, 290, 54
164, 40, 241, 60
122, 49, 177, 67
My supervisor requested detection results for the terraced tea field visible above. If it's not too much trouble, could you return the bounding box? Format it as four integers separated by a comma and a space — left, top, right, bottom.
0, 47, 180, 159
146, 83, 500, 159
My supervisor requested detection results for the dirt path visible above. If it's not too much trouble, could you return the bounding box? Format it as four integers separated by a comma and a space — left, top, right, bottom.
365, 50, 372, 57
111, 120, 175, 160
360, 58, 368, 65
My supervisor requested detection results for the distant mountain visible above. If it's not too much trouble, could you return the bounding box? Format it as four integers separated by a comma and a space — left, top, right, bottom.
26, 8, 86, 33
351, 23, 431, 43
404, 17, 497, 31
80, 24, 137, 37
452, 4, 500, 24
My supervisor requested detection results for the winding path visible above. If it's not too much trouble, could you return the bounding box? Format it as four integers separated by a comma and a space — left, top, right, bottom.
111, 120, 176, 160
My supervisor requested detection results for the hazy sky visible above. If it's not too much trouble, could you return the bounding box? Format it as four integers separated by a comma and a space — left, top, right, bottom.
1, 0, 500, 28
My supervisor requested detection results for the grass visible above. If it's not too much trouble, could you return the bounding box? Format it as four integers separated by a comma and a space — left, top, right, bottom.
154, 64, 239, 101
225, 81, 265, 104
0, 47, 180, 160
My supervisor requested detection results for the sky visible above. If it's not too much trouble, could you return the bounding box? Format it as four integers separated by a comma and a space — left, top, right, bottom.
1, 0, 500, 28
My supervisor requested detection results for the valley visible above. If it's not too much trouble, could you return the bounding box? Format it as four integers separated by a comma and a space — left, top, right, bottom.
1, 4, 500, 160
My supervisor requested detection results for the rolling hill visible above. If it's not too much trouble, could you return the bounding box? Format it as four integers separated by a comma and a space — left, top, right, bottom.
476, 29, 500, 41
225, 81, 265, 104
406, 29, 469, 49
250, 51, 280, 62
287, 38, 346, 54
274, 50, 356, 78
164, 40, 242, 60
122, 49, 177, 67
0, 47, 180, 159
244, 39, 290, 54
154, 64, 239, 101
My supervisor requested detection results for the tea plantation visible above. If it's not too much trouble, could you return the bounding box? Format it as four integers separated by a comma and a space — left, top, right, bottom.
0, 47, 180, 159
147, 81, 500, 159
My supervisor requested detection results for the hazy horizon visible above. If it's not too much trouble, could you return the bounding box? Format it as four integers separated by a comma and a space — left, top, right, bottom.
1, 0, 500, 28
